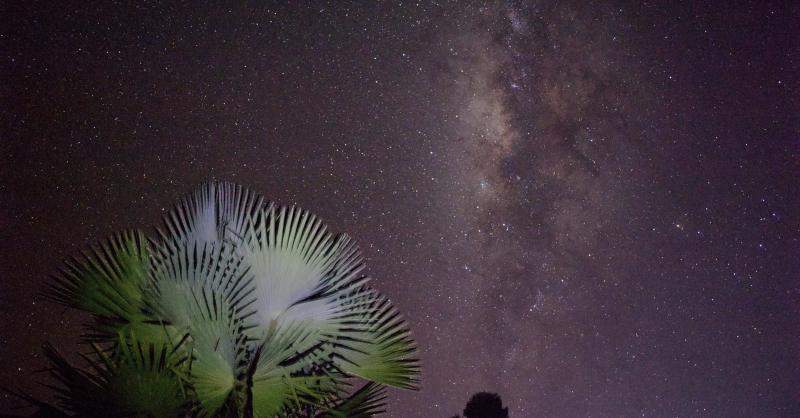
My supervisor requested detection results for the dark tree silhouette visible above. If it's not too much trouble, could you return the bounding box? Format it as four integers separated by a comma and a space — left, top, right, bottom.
462, 392, 509, 418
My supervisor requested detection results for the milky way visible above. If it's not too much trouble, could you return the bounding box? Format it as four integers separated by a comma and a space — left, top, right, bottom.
398, 4, 665, 415
2, 1, 798, 417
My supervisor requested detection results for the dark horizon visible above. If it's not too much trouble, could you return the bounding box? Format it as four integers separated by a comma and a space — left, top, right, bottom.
2, 1, 798, 417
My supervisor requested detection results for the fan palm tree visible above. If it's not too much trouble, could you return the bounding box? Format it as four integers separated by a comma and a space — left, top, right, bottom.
17, 182, 418, 418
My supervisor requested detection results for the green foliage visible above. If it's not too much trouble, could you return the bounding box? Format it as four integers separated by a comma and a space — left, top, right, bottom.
16, 182, 419, 418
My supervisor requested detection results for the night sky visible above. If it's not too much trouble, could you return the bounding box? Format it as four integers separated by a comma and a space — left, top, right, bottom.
2, 1, 798, 417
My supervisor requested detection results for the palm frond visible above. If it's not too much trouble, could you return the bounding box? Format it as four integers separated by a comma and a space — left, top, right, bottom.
333, 289, 419, 390
184, 292, 249, 418
243, 205, 367, 332
157, 182, 263, 255
43, 230, 152, 342
317, 382, 388, 418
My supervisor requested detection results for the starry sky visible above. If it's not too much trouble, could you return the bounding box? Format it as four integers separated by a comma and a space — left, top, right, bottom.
1, 1, 798, 417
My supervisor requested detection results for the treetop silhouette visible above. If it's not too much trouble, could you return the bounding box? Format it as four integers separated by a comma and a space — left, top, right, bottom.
452, 391, 509, 418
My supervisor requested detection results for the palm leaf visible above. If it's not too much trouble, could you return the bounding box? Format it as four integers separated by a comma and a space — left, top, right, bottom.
333, 289, 419, 390
184, 292, 249, 417
238, 204, 370, 364
43, 230, 153, 343
157, 182, 263, 256
242, 204, 367, 334
317, 381, 388, 418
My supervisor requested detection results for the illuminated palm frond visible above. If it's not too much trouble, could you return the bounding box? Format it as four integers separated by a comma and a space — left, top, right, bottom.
43, 230, 156, 343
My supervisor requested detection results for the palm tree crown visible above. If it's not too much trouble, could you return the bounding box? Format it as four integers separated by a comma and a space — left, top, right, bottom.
32, 182, 419, 418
